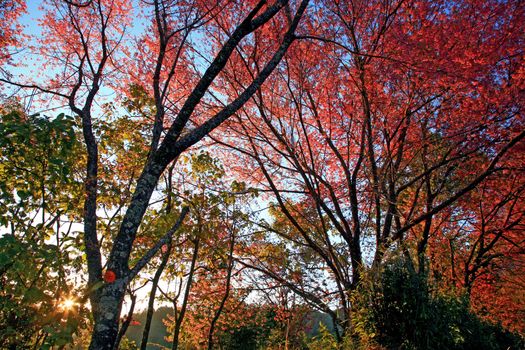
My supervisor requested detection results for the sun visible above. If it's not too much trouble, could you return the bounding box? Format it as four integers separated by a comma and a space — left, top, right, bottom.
59, 297, 78, 311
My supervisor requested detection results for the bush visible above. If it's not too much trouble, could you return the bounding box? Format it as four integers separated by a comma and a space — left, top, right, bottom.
351, 257, 524, 350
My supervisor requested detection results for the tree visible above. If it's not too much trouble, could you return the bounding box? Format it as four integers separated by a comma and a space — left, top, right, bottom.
429, 170, 525, 332
157, 152, 258, 350
214, 0, 525, 333
1, 0, 524, 347
1, 0, 310, 348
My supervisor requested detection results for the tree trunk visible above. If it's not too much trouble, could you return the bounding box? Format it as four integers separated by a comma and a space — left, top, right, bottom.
89, 283, 126, 350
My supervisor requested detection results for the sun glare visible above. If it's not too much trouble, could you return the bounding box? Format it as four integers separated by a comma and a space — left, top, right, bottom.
60, 297, 78, 311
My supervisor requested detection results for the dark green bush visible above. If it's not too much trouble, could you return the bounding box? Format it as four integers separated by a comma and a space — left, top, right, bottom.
351, 257, 524, 350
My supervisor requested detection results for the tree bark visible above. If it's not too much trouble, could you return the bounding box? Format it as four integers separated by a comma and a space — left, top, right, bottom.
89, 283, 126, 350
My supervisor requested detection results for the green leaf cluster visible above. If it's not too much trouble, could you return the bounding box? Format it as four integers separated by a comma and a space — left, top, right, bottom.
0, 107, 87, 348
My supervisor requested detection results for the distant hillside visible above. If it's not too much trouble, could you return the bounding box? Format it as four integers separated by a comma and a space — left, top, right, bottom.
124, 306, 172, 349
123, 306, 334, 349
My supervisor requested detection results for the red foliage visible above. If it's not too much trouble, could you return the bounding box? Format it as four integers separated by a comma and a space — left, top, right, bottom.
212, 0, 525, 334
0, 0, 26, 64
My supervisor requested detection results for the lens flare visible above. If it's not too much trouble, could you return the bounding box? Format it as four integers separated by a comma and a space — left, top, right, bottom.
60, 297, 77, 310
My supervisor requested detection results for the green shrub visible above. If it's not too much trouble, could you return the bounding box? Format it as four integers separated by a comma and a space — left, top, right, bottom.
350, 257, 524, 350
